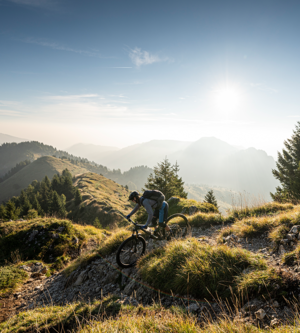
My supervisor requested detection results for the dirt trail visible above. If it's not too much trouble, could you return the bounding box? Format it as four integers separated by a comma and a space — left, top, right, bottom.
1, 223, 300, 325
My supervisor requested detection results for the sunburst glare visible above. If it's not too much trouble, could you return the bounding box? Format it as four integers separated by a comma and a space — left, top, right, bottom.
213, 85, 242, 111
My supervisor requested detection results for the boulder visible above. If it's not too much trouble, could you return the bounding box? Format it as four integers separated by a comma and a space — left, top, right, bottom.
255, 309, 266, 320
290, 225, 300, 234
187, 303, 199, 312
279, 245, 286, 255
73, 270, 88, 286
28, 230, 38, 242
287, 234, 297, 241
189, 206, 198, 216
167, 197, 180, 205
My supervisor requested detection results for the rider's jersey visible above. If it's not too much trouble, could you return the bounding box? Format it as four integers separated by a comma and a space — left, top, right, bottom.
128, 197, 158, 226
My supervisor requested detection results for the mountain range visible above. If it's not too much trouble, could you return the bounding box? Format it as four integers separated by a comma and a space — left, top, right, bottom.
67, 137, 279, 199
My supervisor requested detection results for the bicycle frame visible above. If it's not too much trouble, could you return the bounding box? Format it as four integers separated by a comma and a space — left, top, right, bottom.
128, 218, 163, 240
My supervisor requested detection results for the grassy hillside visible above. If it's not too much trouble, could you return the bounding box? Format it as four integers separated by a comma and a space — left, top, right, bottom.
68, 172, 132, 227
0, 156, 88, 203
185, 184, 237, 214
0, 218, 107, 269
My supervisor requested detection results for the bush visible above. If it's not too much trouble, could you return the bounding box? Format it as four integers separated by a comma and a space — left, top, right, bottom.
0, 266, 28, 296
137, 238, 266, 299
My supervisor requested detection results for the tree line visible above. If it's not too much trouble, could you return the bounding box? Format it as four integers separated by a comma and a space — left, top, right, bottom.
0, 169, 82, 221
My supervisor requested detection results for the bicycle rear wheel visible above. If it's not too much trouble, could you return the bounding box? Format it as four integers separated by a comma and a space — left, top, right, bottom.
116, 235, 146, 268
166, 213, 190, 239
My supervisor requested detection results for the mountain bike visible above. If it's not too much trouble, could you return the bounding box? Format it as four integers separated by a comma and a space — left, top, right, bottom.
116, 213, 189, 268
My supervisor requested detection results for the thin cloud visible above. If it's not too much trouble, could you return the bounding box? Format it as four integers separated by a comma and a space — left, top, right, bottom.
8, 0, 53, 8
44, 94, 100, 101
23, 38, 112, 58
0, 109, 22, 116
128, 47, 169, 67
250, 83, 278, 94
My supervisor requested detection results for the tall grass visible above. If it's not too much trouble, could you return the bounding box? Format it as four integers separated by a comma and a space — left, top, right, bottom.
137, 238, 268, 299
219, 206, 300, 243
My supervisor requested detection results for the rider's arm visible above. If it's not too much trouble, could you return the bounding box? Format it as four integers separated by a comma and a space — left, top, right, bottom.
143, 199, 154, 226
128, 203, 140, 217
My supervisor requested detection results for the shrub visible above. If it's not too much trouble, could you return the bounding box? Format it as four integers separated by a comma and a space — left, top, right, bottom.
137, 238, 266, 299
0, 266, 28, 296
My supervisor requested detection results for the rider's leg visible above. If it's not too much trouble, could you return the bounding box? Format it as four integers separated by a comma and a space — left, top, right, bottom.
159, 201, 170, 231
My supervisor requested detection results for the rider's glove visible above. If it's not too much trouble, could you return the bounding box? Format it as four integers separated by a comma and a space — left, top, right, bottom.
126, 214, 131, 220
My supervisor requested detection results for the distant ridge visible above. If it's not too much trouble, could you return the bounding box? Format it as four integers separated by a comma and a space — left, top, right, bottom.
0, 156, 89, 203
0, 133, 27, 145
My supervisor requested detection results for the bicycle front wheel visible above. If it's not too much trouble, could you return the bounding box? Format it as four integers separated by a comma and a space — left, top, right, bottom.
116, 235, 146, 268
166, 213, 190, 239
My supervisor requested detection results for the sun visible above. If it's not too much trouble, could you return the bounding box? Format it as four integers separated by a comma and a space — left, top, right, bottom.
214, 86, 241, 110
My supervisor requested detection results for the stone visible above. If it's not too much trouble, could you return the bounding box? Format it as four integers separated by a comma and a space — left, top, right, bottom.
272, 301, 279, 308
270, 318, 280, 327
116, 296, 138, 306
73, 237, 79, 244
28, 230, 39, 242
287, 234, 297, 241
255, 309, 266, 320
95, 287, 101, 293
73, 270, 88, 286
278, 245, 286, 255
243, 299, 263, 312
19, 265, 32, 272
188, 206, 198, 216
40, 267, 48, 274
290, 225, 300, 234
57, 226, 65, 233
123, 279, 137, 295
187, 303, 199, 312
167, 197, 180, 205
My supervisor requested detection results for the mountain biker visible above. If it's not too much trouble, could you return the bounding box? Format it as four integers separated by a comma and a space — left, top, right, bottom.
126, 190, 170, 230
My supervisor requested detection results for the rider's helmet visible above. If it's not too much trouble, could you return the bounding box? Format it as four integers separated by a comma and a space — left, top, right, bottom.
129, 191, 139, 201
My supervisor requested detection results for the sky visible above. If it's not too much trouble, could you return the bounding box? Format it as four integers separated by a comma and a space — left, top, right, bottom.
1, 0, 300, 158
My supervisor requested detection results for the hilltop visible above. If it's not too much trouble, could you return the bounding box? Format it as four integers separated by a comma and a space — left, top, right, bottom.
68, 172, 132, 226
0, 156, 89, 203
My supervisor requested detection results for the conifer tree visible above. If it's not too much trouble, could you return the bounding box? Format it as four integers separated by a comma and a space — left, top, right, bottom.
271, 122, 300, 203
203, 190, 218, 209
50, 191, 66, 217
20, 196, 32, 217
74, 188, 82, 205
32, 195, 43, 216
144, 158, 187, 200
51, 174, 61, 194
0, 204, 6, 220
5, 200, 18, 220
61, 169, 74, 200
93, 217, 102, 229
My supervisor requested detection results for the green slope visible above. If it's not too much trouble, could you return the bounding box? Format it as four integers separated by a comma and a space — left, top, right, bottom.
68, 172, 132, 227
0, 156, 88, 203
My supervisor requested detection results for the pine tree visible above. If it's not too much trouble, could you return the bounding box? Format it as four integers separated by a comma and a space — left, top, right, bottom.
74, 188, 82, 205
0, 204, 6, 220
20, 196, 32, 217
32, 195, 43, 216
5, 200, 18, 220
271, 122, 300, 203
93, 217, 102, 229
144, 158, 187, 200
203, 190, 218, 209
50, 191, 66, 218
61, 169, 74, 200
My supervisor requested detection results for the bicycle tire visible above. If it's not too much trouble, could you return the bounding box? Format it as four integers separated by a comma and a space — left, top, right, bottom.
165, 213, 190, 239
116, 235, 146, 268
